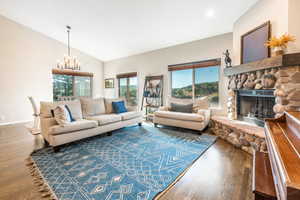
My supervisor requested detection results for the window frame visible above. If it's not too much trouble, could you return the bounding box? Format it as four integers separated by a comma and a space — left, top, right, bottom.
117, 72, 138, 106
169, 59, 221, 107
52, 69, 93, 100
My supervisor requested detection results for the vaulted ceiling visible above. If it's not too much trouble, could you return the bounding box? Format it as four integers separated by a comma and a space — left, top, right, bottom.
0, 0, 259, 61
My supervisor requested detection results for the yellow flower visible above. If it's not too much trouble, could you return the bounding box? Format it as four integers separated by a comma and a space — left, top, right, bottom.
265, 36, 281, 48
280, 34, 296, 48
265, 34, 295, 48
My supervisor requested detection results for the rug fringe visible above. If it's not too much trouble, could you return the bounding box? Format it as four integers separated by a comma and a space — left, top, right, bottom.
25, 157, 58, 200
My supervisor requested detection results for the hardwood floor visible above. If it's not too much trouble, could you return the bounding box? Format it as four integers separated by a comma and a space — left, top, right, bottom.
0, 124, 254, 200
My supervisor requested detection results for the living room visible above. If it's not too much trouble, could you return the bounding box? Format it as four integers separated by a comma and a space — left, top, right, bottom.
1, 0, 300, 200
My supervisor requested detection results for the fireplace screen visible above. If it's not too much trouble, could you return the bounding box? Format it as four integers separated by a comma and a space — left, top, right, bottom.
236, 90, 275, 126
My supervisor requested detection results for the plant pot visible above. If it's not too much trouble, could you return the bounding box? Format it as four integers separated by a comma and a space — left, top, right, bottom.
273, 46, 284, 56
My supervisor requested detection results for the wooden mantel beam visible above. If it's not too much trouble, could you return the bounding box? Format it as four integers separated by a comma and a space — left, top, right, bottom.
224, 53, 300, 76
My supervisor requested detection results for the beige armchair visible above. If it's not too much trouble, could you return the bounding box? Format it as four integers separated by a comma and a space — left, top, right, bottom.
153, 96, 211, 131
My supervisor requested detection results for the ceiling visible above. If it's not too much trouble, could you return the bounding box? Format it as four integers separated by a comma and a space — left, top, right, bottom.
0, 0, 259, 61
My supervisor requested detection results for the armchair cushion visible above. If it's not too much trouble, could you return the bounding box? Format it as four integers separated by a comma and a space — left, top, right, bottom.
154, 111, 204, 122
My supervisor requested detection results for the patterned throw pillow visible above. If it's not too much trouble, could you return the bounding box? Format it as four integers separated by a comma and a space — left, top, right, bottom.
53, 105, 75, 125
112, 101, 128, 114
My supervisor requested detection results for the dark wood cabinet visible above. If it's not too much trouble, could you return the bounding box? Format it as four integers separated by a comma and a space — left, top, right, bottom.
254, 111, 300, 200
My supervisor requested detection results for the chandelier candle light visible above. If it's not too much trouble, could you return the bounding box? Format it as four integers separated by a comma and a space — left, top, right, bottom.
57, 26, 81, 70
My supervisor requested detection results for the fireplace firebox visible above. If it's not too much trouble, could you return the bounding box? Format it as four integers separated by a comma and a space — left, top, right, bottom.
236, 90, 275, 127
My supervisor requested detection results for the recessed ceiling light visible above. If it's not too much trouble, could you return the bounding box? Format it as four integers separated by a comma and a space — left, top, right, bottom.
205, 9, 215, 18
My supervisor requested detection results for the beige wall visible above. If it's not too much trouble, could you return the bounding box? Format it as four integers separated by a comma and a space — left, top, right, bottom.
104, 33, 233, 116
288, 0, 300, 53
0, 15, 104, 124
233, 0, 289, 65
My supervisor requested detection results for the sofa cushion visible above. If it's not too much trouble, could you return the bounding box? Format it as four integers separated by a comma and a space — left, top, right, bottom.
154, 111, 204, 122
104, 98, 126, 114
80, 98, 106, 117
66, 100, 83, 120
119, 111, 142, 121
86, 114, 122, 126
40, 100, 83, 120
49, 120, 98, 135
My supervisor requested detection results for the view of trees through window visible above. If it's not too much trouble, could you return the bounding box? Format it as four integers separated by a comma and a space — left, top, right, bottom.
171, 66, 219, 107
53, 74, 92, 101
119, 76, 138, 106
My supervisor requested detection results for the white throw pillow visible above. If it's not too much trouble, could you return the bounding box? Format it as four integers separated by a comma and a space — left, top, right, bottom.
53, 105, 73, 125
193, 96, 209, 111
40, 99, 83, 119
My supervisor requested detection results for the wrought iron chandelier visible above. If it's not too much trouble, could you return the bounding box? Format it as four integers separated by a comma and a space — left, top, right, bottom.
56, 26, 80, 70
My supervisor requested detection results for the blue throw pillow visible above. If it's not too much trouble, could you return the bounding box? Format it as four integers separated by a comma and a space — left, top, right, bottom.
112, 101, 127, 114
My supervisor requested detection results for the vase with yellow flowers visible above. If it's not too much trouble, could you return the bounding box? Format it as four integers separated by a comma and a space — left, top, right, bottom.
265, 34, 296, 56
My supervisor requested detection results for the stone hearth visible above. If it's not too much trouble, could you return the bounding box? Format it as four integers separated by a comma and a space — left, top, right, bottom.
211, 116, 266, 155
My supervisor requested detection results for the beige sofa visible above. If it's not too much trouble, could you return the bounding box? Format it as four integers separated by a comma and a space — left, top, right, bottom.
153, 97, 211, 131
40, 98, 142, 148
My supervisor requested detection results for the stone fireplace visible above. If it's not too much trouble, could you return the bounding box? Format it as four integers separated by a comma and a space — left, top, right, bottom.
226, 53, 300, 124
210, 53, 300, 155
236, 89, 275, 126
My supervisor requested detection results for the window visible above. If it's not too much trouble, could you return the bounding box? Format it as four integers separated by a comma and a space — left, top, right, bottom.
195, 66, 219, 107
75, 76, 92, 97
52, 69, 93, 101
117, 72, 138, 106
169, 59, 220, 107
171, 69, 193, 99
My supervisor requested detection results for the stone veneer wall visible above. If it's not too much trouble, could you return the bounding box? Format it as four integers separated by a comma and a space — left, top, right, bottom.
227, 65, 300, 120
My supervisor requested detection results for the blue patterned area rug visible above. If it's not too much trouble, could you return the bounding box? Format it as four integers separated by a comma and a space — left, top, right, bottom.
27, 125, 217, 200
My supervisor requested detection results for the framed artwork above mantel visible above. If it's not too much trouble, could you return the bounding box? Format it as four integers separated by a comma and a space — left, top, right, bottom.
241, 21, 271, 64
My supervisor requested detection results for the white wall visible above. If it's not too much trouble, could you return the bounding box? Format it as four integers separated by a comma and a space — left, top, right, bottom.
104, 33, 233, 116
233, 0, 289, 65
0, 15, 104, 124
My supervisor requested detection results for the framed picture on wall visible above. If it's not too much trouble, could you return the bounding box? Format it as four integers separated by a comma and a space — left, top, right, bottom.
104, 78, 114, 88
241, 21, 271, 64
